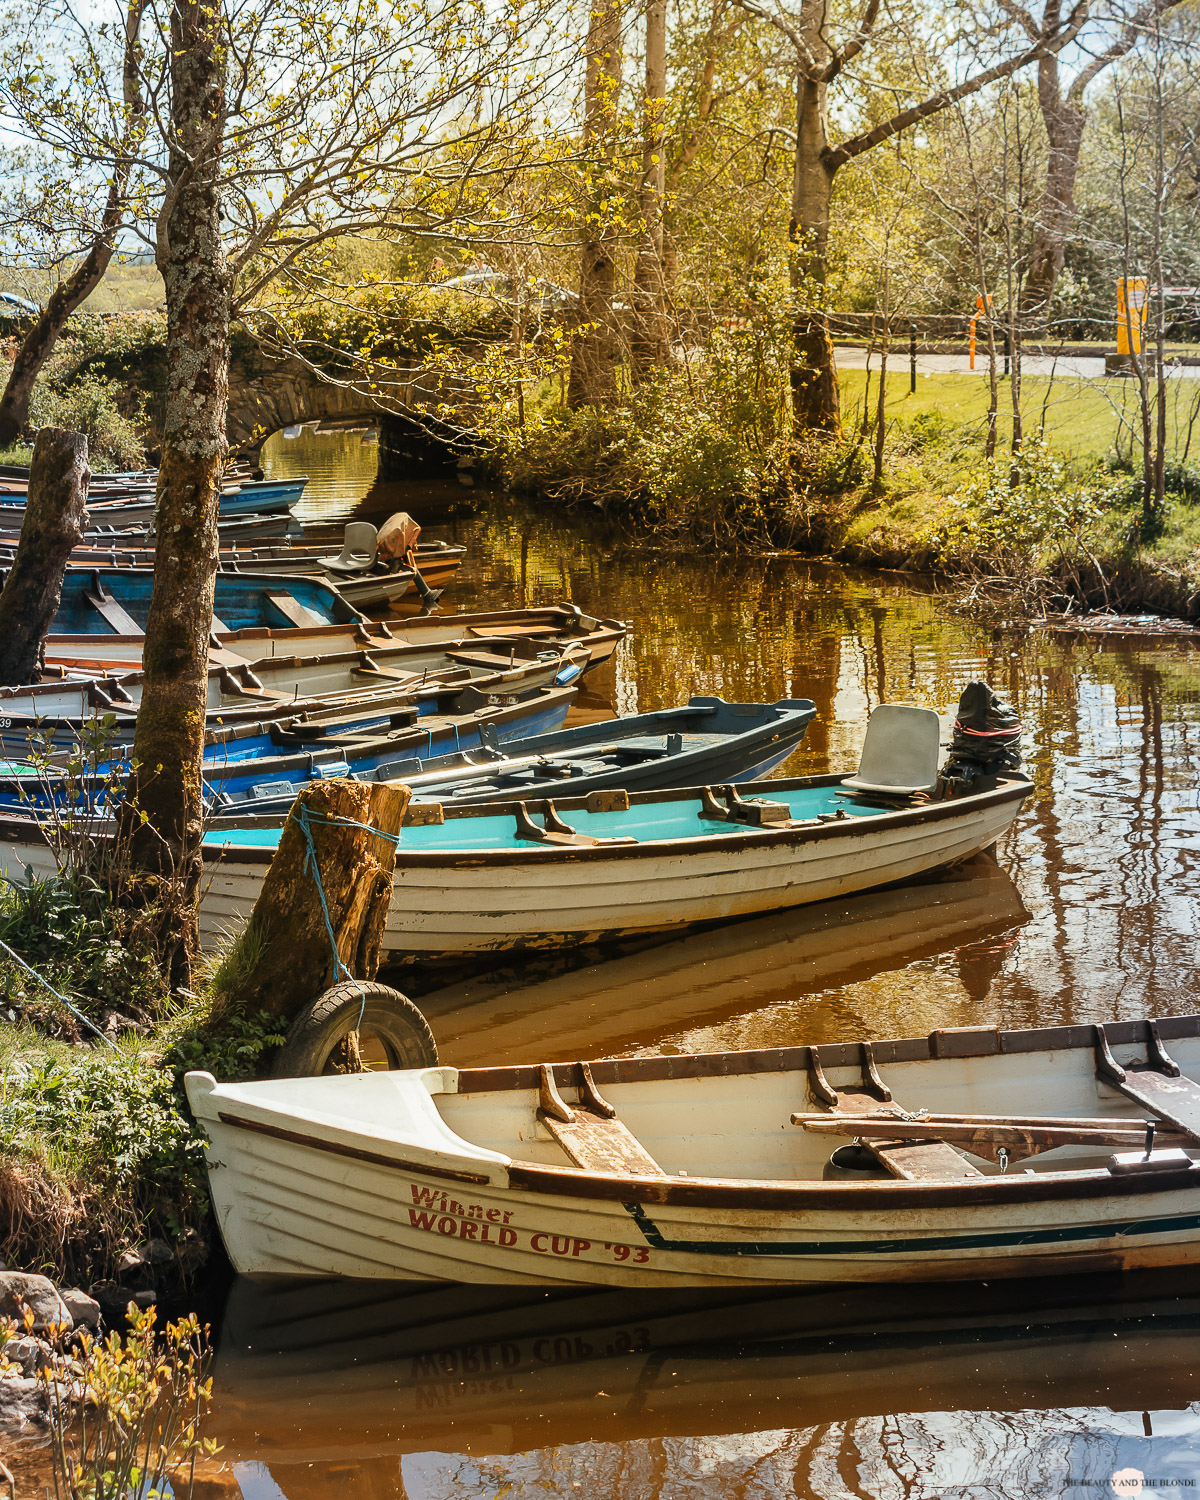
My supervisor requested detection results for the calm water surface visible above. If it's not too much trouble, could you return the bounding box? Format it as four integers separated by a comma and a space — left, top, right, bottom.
212, 428, 1200, 1499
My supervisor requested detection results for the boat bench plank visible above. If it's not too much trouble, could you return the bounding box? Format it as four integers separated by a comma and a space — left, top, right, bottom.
267, 593, 325, 628
1115, 1070, 1200, 1141
828, 1087, 983, 1181
85, 589, 142, 635
540, 1108, 665, 1177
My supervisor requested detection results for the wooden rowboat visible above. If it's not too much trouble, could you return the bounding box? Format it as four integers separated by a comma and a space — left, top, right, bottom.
198, 695, 818, 815
186, 1010, 1200, 1286
0, 636, 586, 754
0, 683, 578, 818
200, 769, 1031, 960
12, 539, 467, 611
48, 568, 363, 635
41, 603, 627, 674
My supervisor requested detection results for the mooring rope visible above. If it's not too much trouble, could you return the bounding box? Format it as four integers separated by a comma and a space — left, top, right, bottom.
294, 804, 369, 1029
0, 932, 118, 1048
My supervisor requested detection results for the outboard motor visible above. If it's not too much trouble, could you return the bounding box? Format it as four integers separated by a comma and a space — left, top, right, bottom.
938, 680, 1022, 797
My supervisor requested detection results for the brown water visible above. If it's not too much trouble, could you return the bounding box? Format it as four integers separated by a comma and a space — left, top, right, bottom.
208, 429, 1200, 1499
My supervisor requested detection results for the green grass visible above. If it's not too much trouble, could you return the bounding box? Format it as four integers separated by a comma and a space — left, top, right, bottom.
839, 370, 1200, 464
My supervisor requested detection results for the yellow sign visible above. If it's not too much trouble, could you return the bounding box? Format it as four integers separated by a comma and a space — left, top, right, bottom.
1117, 278, 1148, 356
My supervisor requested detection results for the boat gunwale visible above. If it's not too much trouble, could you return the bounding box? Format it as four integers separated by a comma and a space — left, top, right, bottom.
457, 1012, 1200, 1089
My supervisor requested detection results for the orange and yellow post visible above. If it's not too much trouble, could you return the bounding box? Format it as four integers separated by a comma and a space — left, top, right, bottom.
1117, 278, 1148, 357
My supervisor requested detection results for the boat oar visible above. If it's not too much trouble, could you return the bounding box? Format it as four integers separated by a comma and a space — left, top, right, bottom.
384, 744, 627, 790
793, 1112, 1187, 1160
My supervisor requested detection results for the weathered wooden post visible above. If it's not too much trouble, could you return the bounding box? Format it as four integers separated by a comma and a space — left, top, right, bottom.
0, 427, 89, 686
214, 777, 438, 1075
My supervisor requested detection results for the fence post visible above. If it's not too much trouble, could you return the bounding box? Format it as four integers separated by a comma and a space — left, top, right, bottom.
909, 323, 917, 393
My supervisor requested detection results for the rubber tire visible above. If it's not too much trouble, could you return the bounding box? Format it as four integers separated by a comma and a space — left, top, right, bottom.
270, 981, 439, 1077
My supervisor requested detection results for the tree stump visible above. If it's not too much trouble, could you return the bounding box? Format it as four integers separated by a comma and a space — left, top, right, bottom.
0, 427, 89, 685
221, 778, 411, 1022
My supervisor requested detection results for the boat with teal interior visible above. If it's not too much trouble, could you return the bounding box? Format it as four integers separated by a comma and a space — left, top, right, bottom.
193, 700, 1033, 960
46, 569, 363, 636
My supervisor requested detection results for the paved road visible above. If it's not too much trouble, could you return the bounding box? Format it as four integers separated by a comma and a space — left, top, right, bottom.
836, 347, 1200, 381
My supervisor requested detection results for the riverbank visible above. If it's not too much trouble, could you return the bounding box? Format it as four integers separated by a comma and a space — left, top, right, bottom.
495, 379, 1200, 622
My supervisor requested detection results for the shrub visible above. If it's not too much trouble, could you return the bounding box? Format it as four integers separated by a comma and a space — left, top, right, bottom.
29, 370, 148, 471
920, 439, 1108, 571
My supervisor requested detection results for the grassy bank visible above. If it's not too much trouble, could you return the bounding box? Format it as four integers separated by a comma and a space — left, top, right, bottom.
0, 869, 286, 1285
839, 369, 1200, 464
494, 358, 1200, 622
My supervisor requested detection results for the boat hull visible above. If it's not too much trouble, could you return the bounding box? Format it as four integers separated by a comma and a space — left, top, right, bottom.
199, 777, 1028, 959
185, 1016, 1200, 1285
41, 605, 626, 673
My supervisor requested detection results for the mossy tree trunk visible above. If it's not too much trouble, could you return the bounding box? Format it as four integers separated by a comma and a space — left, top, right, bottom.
630, 0, 669, 383
217, 779, 411, 1022
566, 0, 624, 408
115, 0, 230, 984
0, 428, 89, 685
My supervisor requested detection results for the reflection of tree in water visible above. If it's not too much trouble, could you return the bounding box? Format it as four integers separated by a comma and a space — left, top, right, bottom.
366, 1407, 1166, 1500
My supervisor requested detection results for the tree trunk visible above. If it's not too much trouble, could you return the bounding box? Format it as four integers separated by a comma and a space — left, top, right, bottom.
791, 72, 842, 436
116, 0, 230, 984
0, 217, 121, 449
567, 0, 624, 408
631, 0, 669, 382
0, 428, 89, 685
0, 0, 144, 448
1020, 58, 1085, 323
214, 779, 411, 1020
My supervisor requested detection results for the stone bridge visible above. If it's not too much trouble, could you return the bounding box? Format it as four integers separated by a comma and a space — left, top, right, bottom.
226, 350, 414, 459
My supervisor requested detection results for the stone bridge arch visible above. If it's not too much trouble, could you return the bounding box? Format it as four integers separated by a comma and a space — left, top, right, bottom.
225, 351, 419, 460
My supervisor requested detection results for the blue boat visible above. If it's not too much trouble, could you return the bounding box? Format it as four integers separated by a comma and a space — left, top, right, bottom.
0, 684, 578, 816
216, 478, 308, 515
0, 695, 810, 822
0, 477, 306, 529
47, 569, 362, 636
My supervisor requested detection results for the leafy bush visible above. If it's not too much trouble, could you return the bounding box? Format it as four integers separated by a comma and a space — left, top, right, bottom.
0, 871, 169, 1035
29, 369, 148, 470
920, 440, 1109, 570
0, 1042, 207, 1234
165, 1004, 288, 1084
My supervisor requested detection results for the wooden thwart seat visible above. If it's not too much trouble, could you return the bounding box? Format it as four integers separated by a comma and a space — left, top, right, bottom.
804, 1044, 983, 1181
537, 1063, 664, 1177
1096, 1021, 1200, 1140
267, 592, 324, 628
85, 578, 142, 635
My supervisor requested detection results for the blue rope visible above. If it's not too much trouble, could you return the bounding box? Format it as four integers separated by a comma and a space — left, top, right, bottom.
294, 804, 367, 1026
0, 934, 118, 1048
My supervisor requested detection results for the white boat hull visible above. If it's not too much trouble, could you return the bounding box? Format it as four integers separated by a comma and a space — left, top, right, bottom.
0, 778, 1026, 956
186, 1016, 1200, 1286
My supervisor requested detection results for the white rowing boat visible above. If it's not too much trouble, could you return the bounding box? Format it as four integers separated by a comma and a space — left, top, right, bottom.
198, 770, 1030, 959
186, 1011, 1200, 1286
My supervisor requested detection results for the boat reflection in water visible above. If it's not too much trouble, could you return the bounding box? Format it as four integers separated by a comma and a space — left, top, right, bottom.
419, 853, 1032, 1066
212, 1268, 1200, 1499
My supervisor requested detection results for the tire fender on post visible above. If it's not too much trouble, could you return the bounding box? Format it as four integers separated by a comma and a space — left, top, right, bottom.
270, 981, 439, 1077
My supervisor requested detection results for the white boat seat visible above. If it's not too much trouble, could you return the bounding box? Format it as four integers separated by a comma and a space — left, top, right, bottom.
321, 522, 378, 574
842, 703, 941, 795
